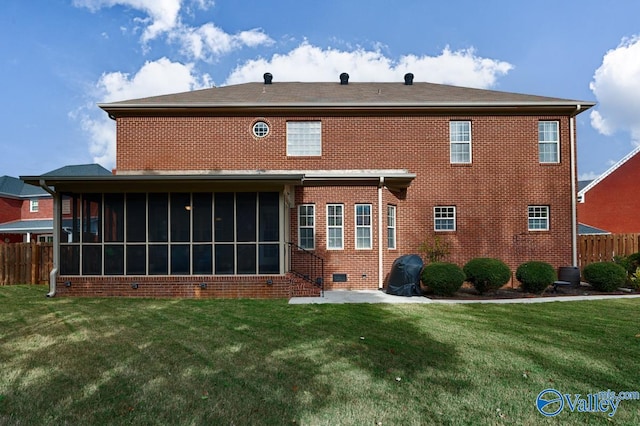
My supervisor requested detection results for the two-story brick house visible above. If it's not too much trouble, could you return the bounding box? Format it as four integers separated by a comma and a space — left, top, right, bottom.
0, 175, 53, 243
23, 73, 594, 298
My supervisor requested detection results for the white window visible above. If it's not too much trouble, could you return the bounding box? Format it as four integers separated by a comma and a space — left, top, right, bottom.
450, 121, 471, 164
298, 204, 315, 250
30, 199, 39, 212
355, 204, 372, 249
528, 206, 549, 231
539, 121, 559, 163
287, 121, 321, 156
387, 205, 396, 249
434, 206, 456, 231
327, 204, 343, 250
252, 121, 269, 138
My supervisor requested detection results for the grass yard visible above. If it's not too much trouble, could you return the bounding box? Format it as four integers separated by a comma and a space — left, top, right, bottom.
1, 286, 639, 425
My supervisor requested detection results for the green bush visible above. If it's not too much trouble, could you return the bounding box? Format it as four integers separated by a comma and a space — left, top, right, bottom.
421, 262, 466, 296
516, 261, 556, 294
614, 252, 640, 289
582, 262, 626, 292
463, 258, 511, 294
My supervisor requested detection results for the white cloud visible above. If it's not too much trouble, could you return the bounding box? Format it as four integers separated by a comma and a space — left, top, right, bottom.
578, 171, 600, 181
590, 36, 640, 144
74, 58, 211, 169
73, 0, 190, 42
171, 23, 273, 61
225, 42, 513, 88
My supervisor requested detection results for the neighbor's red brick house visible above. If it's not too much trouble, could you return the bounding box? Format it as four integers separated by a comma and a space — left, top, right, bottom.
23, 73, 594, 298
0, 175, 53, 244
578, 145, 640, 234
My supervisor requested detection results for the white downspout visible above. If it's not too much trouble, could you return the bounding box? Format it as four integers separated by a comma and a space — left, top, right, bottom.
570, 106, 580, 267
39, 179, 58, 297
378, 177, 384, 289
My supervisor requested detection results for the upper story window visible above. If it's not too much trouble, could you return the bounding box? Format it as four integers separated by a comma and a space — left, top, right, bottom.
29, 199, 39, 212
528, 205, 549, 231
434, 206, 456, 231
298, 204, 315, 250
252, 121, 270, 138
450, 121, 471, 164
327, 204, 343, 250
539, 121, 559, 163
287, 121, 321, 156
355, 204, 372, 249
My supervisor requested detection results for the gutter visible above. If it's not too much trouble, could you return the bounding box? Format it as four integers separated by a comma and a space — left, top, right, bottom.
38, 179, 58, 298
570, 106, 580, 267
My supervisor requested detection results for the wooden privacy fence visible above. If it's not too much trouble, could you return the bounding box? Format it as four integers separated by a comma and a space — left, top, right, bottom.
0, 243, 53, 285
579, 233, 640, 267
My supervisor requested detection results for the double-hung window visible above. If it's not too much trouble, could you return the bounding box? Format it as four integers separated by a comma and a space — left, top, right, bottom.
287, 121, 321, 156
298, 204, 315, 250
539, 121, 559, 163
450, 121, 471, 164
387, 205, 396, 249
327, 204, 343, 250
30, 199, 39, 213
434, 206, 456, 231
528, 206, 549, 231
355, 204, 372, 249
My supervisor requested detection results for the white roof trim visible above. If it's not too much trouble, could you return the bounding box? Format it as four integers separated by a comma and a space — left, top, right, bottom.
578, 144, 640, 197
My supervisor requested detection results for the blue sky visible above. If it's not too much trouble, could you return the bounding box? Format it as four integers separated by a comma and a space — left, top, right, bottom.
2, 0, 640, 181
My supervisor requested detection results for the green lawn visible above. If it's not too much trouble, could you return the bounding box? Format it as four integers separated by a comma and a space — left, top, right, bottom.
1, 285, 639, 425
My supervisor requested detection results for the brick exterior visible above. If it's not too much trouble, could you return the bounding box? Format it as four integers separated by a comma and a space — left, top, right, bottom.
0, 196, 53, 244
0, 197, 21, 223
577, 150, 640, 233
48, 90, 586, 298
115, 114, 574, 289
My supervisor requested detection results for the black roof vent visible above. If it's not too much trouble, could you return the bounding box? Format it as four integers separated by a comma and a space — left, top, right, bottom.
404, 73, 414, 85
339, 72, 349, 85
263, 73, 273, 84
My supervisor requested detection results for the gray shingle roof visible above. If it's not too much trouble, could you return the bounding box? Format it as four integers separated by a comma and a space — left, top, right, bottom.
41, 164, 112, 177
0, 219, 53, 233
0, 175, 49, 198
99, 81, 595, 113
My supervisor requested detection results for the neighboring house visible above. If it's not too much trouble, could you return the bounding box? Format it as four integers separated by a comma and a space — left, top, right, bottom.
0, 175, 53, 243
22, 73, 594, 298
578, 145, 640, 234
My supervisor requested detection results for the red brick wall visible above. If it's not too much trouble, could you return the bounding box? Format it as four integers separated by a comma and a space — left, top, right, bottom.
19, 197, 53, 219
0, 197, 21, 223
56, 275, 291, 298
102, 113, 575, 296
577, 151, 640, 233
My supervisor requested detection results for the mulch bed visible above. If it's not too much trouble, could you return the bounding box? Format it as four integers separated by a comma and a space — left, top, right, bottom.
424, 282, 639, 301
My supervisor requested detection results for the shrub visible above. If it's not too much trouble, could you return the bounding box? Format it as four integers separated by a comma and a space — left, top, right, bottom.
582, 262, 626, 292
516, 261, 556, 294
421, 262, 466, 296
614, 252, 640, 289
463, 258, 511, 294
418, 235, 451, 263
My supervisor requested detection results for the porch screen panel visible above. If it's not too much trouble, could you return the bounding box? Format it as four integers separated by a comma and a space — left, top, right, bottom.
105, 245, 124, 275
61, 193, 81, 243
60, 245, 79, 275
236, 192, 257, 242
237, 244, 256, 274
148, 193, 168, 242
259, 192, 279, 242
192, 193, 212, 242
259, 244, 279, 274
215, 193, 234, 242
170, 193, 190, 242
215, 244, 234, 274
149, 244, 168, 275
126, 245, 146, 275
171, 244, 190, 275
104, 193, 124, 242
193, 244, 212, 274
126, 193, 146, 242
82, 193, 102, 243
82, 245, 101, 275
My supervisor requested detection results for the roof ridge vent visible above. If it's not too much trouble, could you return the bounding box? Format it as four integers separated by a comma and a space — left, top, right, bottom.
340, 72, 349, 85
263, 73, 273, 84
404, 73, 414, 85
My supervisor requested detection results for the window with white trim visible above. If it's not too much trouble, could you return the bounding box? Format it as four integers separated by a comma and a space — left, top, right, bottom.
355, 204, 372, 249
528, 205, 549, 231
434, 206, 456, 231
287, 121, 321, 156
327, 204, 343, 250
298, 204, 315, 250
30, 199, 39, 212
539, 121, 559, 163
387, 205, 396, 249
450, 121, 471, 164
